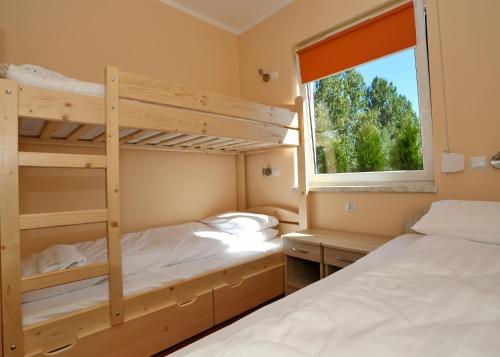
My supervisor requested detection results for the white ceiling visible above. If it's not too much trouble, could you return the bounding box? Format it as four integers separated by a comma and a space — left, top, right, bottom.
160, 0, 294, 34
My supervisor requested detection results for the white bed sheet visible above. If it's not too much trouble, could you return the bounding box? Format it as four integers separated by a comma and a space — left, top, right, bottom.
174, 234, 421, 356
6, 64, 104, 96
22, 228, 281, 326
176, 234, 500, 357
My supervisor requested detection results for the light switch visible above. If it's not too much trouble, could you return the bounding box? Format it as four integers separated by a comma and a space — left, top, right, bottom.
470, 156, 487, 171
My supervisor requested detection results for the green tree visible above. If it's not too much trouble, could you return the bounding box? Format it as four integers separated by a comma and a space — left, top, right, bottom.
312, 70, 423, 174
355, 111, 386, 172
390, 116, 423, 170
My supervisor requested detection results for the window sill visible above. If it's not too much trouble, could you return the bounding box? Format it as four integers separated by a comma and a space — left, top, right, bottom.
293, 182, 437, 193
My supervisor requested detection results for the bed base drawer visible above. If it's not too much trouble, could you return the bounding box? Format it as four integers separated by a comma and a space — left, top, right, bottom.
25, 290, 214, 357
213, 264, 284, 325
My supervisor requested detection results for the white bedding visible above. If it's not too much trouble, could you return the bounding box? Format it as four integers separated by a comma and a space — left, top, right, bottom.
176, 234, 500, 357
22, 223, 281, 326
4, 63, 104, 96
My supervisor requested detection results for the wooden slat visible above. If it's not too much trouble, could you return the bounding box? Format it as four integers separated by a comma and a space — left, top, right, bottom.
18, 152, 107, 169
223, 140, 258, 149
135, 132, 171, 145
119, 99, 300, 146
18, 85, 103, 124
105, 66, 125, 325
236, 153, 246, 211
119, 129, 147, 144
21, 263, 109, 293
19, 137, 237, 156
20, 209, 108, 230
197, 137, 230, 148
142, 132, 181, 145
67, 124, 96, 141
39, 121, 60, 139
176, 136, 215, 147
295, 96, 309, 229
120, 71, 298, 128
0, 79, 23, 356
160, 134, 200, 147
92, 132, 106, 143
17, 85, 300, 146
208, 139, 246, 149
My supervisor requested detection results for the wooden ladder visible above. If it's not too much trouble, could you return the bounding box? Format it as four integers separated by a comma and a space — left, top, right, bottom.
0, 67, 124, 356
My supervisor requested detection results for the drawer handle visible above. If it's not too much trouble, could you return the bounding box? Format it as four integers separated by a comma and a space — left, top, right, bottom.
336, 256, 357, 263
292, 247, 309, 254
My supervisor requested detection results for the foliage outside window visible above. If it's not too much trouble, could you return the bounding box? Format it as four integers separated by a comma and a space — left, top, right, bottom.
311, 49, 423, 175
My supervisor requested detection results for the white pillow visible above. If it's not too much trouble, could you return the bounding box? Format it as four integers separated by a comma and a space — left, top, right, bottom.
236, 228, 279, 242
201, 211, 279, 234
412, 200, 500, 243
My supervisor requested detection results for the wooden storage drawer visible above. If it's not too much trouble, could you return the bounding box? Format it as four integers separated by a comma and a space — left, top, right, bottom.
283, 239, 321, 262
324, 247, 364, 268
25, 290, 214, 357
213, 264, 284, 324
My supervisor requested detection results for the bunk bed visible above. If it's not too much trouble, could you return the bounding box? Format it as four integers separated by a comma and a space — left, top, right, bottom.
0, 65, 309, 356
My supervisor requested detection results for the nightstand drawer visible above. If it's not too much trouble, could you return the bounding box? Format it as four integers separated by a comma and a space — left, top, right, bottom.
283, 239, 321, 262
324, 247, 364, 268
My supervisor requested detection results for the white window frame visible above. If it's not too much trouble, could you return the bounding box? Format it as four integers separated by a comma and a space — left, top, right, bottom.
299, 0, 434, 188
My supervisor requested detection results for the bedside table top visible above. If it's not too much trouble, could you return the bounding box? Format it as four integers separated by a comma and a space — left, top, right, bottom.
282, 228, 392, 254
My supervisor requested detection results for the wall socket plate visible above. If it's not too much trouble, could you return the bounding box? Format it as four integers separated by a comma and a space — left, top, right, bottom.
345, 201, 356, 213
470, 156, 487, 170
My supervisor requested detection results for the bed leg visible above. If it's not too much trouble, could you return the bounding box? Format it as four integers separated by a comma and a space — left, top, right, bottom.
236, 153, 247, 210
105, 66, 125, 325
0, 79, 23, 356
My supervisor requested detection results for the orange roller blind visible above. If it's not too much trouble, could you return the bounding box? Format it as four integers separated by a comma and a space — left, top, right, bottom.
297, 2, 416, 84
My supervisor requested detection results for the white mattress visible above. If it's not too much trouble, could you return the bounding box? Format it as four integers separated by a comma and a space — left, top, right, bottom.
173, 234, 421, 356
22, 224, 281, 326
176, 234, 500, 357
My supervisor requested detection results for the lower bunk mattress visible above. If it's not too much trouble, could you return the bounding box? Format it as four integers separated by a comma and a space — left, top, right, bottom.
22, 222, 282, 326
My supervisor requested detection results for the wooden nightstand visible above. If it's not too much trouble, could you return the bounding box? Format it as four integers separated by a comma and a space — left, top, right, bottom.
282, 228, 392, 294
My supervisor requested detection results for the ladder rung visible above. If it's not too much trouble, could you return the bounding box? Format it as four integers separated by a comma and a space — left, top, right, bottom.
19, 151, 107, 168
20, 209, 109, 230
21, 262, 109, 293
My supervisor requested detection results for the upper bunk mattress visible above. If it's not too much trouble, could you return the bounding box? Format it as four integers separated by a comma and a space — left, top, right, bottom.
22, 221, 281, 326
1, 63, 104, 96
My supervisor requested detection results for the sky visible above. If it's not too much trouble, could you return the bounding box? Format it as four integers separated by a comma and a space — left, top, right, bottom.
356, 48, 420, 116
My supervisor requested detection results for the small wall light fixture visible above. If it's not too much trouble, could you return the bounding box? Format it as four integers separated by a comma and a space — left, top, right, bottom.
258, 68, 278, 83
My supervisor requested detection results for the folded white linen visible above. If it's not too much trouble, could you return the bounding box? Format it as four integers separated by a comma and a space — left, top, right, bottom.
36, 244, 86, 274
5, 63, 104, 96
201, 211, 279, 234
235, 228, 279, 242
22, 222, 230, 303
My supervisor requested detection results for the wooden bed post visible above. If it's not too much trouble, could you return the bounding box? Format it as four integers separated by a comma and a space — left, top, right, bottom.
236, 153, 247, 210
0, 79, 23, 356
105, 66, 124, 325
295, 96, 309, 230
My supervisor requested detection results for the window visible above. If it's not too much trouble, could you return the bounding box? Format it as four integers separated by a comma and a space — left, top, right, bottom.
298, 1, 433, 187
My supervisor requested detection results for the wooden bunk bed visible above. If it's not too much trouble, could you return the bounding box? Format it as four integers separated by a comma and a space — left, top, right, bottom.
0, 66, 309, 356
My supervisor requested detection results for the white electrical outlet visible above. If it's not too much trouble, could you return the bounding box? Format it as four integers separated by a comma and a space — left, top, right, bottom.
470, 156, 487, 171
345, 201, 356, 213
270, 168, 280, 177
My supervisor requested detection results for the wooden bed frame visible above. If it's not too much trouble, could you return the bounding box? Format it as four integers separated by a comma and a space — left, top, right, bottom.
0, 66, 310, 356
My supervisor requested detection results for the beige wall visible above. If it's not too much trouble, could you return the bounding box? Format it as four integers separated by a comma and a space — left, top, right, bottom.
20, 144, 236, 256
0, 0, 240, 254
241, 0, 500, 237
3, 0, 500, 251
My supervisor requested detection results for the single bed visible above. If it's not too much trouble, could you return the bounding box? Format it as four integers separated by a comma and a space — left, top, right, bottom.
21, 221, 282, 326
173, 228, 500, 357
